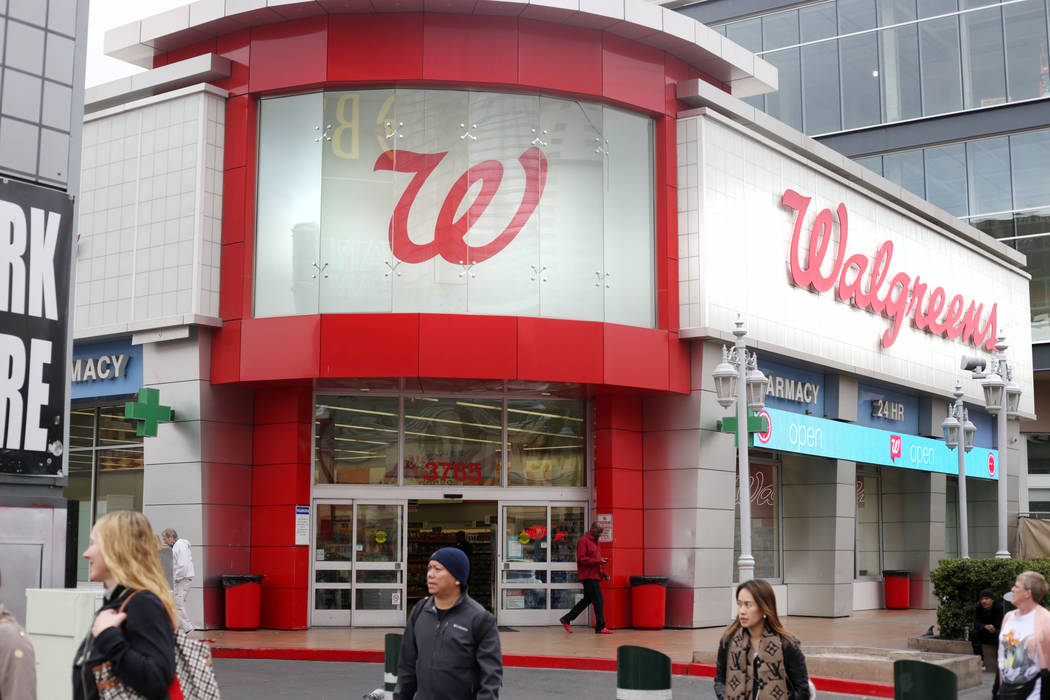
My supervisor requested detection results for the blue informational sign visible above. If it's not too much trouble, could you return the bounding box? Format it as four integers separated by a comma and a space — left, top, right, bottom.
71, 339, 142, 399
756, 359, 825, 417
754, 407, 998, 480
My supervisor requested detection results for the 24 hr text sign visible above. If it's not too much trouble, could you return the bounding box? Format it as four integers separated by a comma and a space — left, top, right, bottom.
0, 180, 73, 476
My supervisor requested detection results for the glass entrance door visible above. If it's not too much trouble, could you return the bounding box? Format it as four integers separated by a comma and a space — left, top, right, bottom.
498, 503, 587, 625
312, 500, 405, 627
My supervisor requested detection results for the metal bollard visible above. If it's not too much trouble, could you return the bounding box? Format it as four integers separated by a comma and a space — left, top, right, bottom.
893, 659, 958, 700
384, 633, 402, 700
616, 645, 672, 699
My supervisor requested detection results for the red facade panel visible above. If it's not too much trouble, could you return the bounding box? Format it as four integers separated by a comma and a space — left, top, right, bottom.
252, 421, 312, 465
320, 313, 420, 377
601, 34, 665, 115
250, 546, 310, 588
216, 29, 251, 96
603, 325, 670, 390
252, 463, 311, 506
518, 19, 602, 97
219, 241, 244, 321
224, 96, 251, 171
249, 16, 329, 93
258, 577, 309, 629
594, 395, 643, 431
254, 384, 313, 425
422, 14, 518, 85
210, 321, 241, 384
604, 546, 643, 588
516, 317, 603, 384
605, 507, 644, 549
328, 13, 424, 81
221, 169, 246, 246
594, 467, 644, 510
250, 505, 298, 547
418, 314, 517, 378
595, 429, 643, 471
240, 316, 321, 380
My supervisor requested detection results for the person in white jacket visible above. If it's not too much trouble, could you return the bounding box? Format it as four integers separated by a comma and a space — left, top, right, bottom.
162, 528, 195, 632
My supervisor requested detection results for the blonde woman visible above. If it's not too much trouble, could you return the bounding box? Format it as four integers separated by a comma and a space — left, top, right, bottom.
72, 511, 178, 699
715, 578, 811, 700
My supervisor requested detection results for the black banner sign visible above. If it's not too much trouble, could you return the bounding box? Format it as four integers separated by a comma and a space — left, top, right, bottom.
0, 179, 73, 476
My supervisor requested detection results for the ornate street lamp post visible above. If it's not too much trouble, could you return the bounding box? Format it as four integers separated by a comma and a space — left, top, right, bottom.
712, 317, 769, 582
965, 334, 1021, 559
941, 381, 977, 558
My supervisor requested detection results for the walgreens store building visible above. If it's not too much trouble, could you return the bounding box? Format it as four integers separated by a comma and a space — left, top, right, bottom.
78, 0, 1032, 629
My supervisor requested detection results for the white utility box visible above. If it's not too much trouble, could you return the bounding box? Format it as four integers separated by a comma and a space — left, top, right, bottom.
26, 587, 104, 700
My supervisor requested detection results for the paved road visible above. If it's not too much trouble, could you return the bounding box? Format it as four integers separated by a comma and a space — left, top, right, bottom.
213, 658, 997, 699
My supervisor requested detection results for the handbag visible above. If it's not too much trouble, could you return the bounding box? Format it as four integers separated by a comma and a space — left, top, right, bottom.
91, 590, 221, 700
998, 675, 1038, 700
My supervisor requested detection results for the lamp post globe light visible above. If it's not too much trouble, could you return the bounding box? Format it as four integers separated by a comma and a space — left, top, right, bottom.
712, 317, 769, 583
965, 333, 1020, 559
941, 381, 977, 559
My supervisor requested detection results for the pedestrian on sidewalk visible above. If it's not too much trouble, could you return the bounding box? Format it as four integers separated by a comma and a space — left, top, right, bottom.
0, 569, 36, 700
559, 521, 612, 634
972, 588, 1004, 671
394, 547, 502, 700
714, 578, 811, 700
997, 571, 1050, 700
162, 528, 195, 632
73, 511, 177, 699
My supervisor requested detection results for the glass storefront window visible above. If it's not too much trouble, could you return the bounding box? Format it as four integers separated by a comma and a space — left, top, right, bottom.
256, 89, 656, 328
65, 404, 145, 582
403, 398, 502, 486
314, 396, 398, 485
507, 400, 585, 487
356, 504, 401, 562
505, 506, 548, 562
734, 462, 780, 580
856, 474, 882, 577
550, 506, 586, 563
316, 504, 354, 562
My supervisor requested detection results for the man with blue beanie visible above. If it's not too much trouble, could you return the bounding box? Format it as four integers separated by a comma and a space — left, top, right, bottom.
394, 546, 502, 699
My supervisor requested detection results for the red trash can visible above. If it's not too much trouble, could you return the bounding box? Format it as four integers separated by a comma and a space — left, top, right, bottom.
883, 570, 910, 609
630, 576, 669, 629
223, 574, 264, 629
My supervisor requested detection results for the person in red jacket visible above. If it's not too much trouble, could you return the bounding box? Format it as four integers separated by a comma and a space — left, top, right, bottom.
559, 522, 612, 634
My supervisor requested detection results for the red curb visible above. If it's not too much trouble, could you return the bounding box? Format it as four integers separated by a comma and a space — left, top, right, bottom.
503, 654, 618, 671
209, 646, 897, 697
211, 647, 385, 663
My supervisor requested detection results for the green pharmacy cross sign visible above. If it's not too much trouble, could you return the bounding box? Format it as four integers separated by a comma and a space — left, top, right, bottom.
124, 388, 174, 437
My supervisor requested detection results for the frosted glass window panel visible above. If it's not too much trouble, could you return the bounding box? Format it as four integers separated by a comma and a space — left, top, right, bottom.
801, 2, 837, 42
838, 0, 877, 33
855, 474, 881, 577
255, 93, 322, 317
726, 17, 762, 53
924, 143, 969, 217
313, 395, 399, 485
878, 0, 917, 25
960, 7, 1006, 109
1011, 129, 1050, 211
393, 90, 470, 314
537, 97, 604, 322
802, 41, 842, 135
764, 49, 803, 132
966, 137, 1011, 216
880, 24, 922, 122
506, 399, 586, 487
917, 0, 957, 17
602, 107, 654, 327
882, 149, 925, 200
762, 10, 799, 51
841, 33, 882, 130
319, 89, 396, 313
1004, 1, 1050, 102
465, 92, 541, 317
919, 16, 964, 115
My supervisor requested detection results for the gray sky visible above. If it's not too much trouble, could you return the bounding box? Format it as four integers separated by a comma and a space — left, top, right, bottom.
86, 0, 186, 87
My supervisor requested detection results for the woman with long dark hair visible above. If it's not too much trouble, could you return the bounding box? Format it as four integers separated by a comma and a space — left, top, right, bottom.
714, 578, 811, 700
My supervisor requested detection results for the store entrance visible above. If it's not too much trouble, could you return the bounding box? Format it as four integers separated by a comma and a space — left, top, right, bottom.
407, 500, 498, 613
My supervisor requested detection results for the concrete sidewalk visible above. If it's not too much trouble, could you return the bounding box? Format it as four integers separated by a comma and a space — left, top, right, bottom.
194, 608, 937, 664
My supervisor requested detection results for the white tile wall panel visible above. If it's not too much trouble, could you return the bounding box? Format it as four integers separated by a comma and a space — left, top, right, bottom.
678, 110, 1035, 416
76, 86, 225, 337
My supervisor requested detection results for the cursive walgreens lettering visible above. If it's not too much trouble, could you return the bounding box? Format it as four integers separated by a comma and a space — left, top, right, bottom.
782, 189, 997, 350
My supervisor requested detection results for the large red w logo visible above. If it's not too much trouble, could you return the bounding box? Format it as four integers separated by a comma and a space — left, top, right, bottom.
374, 147, 548, 264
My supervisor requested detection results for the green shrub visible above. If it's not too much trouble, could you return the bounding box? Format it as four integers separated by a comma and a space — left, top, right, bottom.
931, 557, 1050, 639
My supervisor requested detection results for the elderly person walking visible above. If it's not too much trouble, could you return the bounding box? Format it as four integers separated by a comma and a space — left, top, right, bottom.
161, 528, 195, 632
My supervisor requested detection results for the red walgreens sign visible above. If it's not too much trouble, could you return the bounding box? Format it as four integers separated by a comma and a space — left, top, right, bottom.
375, 147, 548, 264
782, 189, 998, 350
